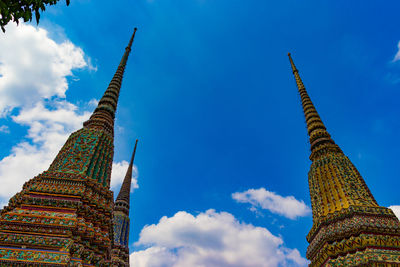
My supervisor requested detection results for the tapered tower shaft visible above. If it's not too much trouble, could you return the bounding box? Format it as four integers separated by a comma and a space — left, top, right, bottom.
47, 28, 137, 189
84, 28, 137, 136
112, 140, 138, 266
289, 53, 400, 266
288, 53, 342, 159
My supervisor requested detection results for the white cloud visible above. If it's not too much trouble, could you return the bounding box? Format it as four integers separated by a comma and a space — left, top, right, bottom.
87, 57, 98, 72
0, 23, 87, 116
130, 210, 308, 267
131, 246, 177, 267
389, 206, 400, 220
0, 22, 134, 207
232, 188, 311, 220
0, 23, 90, 204
111, 160, 139, 193
0, 125, 9, 133
393, 41, 400, 62
88, 98, 99, 107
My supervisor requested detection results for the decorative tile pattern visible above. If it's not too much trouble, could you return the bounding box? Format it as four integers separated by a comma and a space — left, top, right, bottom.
0, 248, 70, 265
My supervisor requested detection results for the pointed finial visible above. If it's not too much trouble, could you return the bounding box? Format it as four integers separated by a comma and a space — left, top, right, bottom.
129, 28, 138, 47
124, 28, 137, 56
114, 139, 139, 214
83, 28, 138, 135
130, 139, 138, 166
288, 52, 298, 74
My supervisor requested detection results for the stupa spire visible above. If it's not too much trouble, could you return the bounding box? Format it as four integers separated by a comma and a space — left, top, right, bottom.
0, 29, 139, 266
288, 53, 341, 159
289, 53, 400, 266
84, 28, 138, 136
115, 139, 138, 211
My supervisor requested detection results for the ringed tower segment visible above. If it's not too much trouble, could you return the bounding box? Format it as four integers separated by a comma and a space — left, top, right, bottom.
0, 29, 137, 266
288, 53, 400, 266
84, 28, 137, 137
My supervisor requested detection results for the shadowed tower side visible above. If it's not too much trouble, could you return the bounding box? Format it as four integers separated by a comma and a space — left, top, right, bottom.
289, 53, 400, 266
0, 29, 137, 266
112, 139, 138, 266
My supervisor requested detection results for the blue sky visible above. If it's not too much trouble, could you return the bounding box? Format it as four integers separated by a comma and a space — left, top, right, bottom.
1, 1, 400, 266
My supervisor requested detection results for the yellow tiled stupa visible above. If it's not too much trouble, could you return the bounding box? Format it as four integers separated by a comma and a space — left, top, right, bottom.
289, 53, 400, 266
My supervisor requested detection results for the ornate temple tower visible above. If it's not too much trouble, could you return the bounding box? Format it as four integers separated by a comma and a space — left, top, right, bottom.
288, 53, 400, 266
112, 139, 138, 266
0, 28, 137, 266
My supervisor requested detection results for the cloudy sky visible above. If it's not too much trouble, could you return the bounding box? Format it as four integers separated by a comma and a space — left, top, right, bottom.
1, 1, 400, 266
